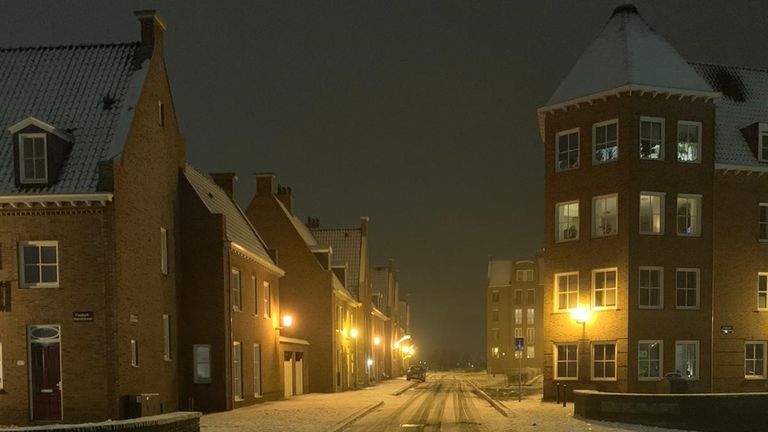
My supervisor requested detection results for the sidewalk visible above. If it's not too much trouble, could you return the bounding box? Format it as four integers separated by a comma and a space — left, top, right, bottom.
200, 379, 412, 432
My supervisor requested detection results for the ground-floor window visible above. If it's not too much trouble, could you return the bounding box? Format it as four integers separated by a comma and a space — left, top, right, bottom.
527, 346, 535, 359
233, 342, 243, 400
555, 343, 578, 380
638, 340, 662, 380
253, 344, 262, 396
675, 340, 699, 380
745, 341, 766, 379
591, 342, 616, 381
193, 344, 212, 383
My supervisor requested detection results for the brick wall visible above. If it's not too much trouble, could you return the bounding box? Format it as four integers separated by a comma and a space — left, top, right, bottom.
0, 412, 201, 432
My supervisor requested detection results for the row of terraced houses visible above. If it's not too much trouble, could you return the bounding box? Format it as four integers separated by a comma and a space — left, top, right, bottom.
0, 11, 411, 425
488, 4, 768, 398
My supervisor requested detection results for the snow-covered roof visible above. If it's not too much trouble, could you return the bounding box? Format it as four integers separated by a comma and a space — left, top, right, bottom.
691, 63, 768, 168
545, 4, 714, 108
311, 227, 363, 298
183, 164, 282, 274
0, 43, 147, 195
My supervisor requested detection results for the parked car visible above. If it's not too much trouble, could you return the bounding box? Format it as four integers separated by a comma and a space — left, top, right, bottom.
407, 365, 426, 382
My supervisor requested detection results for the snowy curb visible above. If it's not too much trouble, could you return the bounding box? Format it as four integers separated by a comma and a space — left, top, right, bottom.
391, 379, 419, 396
327, 400, 384, 432
467, 380, 509, 417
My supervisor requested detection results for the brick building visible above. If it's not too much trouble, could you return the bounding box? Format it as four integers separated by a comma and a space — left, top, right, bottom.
371, 260, 406, 379
541, 4, 768, 397
486, 258, 544, 376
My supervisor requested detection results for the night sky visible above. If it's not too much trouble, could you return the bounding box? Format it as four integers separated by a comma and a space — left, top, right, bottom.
3, 1, 767, 363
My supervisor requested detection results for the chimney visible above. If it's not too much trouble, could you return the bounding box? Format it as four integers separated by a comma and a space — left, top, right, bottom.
209, 173, 237, 199
360, 216, 369, 236
133, 10, 166, 66
276, 183, 294, 214
306, 217, 320, 229
254, 173, 275, 196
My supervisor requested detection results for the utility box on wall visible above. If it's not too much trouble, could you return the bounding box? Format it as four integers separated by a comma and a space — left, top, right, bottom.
124, 393, 161, 419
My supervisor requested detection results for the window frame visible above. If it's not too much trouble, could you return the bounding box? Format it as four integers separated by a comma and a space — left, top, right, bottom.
591, 341, 618, 382
491, 290, 500, 303
526, 327, 535, 345
592, 193, 619, 238
638, 340, 663, 381
160, 227, 169, 275
554, 271, 579, 312
675, 340, 700, 380
492, 308, 500, 322
675, 268, 700, 310
639, 192, 665, 235
233, 341, 243, 401
638, 266, 664, 310
745, 341, 767, 380
639, 116, 665, 160
131, 339, 139, 368
263, 281, 272, 319
193, 344, 212, 384
252, 275, 259, 315
555, 200, 580, 243
592, 267, 618, 311
514, 308, 522, 325
759, 203, 768, 242
526, 308, 534, 325
253, 343, 262, 397
760, 127, 768, 163
19, 240, 60, 288
759, 273, 768, 311
231, 267, 242, 312
554, 343, 579, 381
18, 133, 48, 184
676, 194, 702, 237
162, 314, 172, 361
556, 128, 580, 172
677, 120, 702, 163
592, 119, 619, 164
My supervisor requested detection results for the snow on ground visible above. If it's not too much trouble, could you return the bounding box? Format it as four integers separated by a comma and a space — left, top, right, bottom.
200, 379, 411, 432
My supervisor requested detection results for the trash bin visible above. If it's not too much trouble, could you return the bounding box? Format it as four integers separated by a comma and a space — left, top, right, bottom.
664, 372, 688, 394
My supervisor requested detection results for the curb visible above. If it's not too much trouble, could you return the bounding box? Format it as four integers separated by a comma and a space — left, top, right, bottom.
467, 380, 509, 417
391, 380, 420, 396
328, 401, 384, 432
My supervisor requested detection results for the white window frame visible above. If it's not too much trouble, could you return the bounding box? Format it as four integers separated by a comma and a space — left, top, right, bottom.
639, 192, 665, 235
554, 343, 578, 380
675, 340, 700, 380
639, 116, 665, 160
676, 194, 702, 237
231, 268, 242, 311
556, 128, 580, 172
592, 119, 619, 164
554, 271, 579, 312
514, 308, 522, 324
638, 340, 663, 381
193, 344, 212, 384
252, 276, 259, 315
162, 314, 172, 361
677, 121, 702, 163
526, 327, 535, 344
556, 200, 580, 243
19, 240, 60, 288
592, 193, 618, 237
760, 203, 768, 242
638, 266, 664, 309
263, 281, 272, 319
592, 267, 618, 310
745, 341, 767, 379
675, 268, 700, 310
759, 273, 768, 311
233, 341, 243, 401
591, 341, 617, 381
18, 133, 48, 184
131, 339, 139, 368
526, 308, 534, 325
160, 227, 168, 275
253, 344, 262, 396
514, 327, 522, 338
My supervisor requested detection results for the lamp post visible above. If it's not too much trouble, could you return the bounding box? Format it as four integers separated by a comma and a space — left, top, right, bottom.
567, 307, 590, 404
351, 328, 359, 388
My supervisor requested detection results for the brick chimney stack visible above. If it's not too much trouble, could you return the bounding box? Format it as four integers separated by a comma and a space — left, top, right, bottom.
276, 183, 294, 214
254, 173, 275, 196
209, 173, 237, 199
133, 10, 166, 66
360, 216, 369, 236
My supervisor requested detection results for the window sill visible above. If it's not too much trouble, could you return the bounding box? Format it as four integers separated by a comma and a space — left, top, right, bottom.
638, 377, 663, 382
20, 285, 60, 289
591, 378, 618, 382
639, 231, 665, 236
744, 376, 766, 381
555, 238, 580, 244
676, 234, 702, 238
592, 234, 619, 239
555, 166, 580, 173
592, 159, 618, 165
234, 397, 245, 402
675, 307, 700, 311
554, 377, 578, 381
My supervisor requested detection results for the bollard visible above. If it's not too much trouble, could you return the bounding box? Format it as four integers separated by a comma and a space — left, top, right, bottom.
555, 383, 560, 404
562, 384, 567, 407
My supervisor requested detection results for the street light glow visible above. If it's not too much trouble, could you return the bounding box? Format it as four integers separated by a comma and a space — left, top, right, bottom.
282, 315, 293, 328
350, 328, 358, 339
571, 307, 590, 324
373, 336, 381, 345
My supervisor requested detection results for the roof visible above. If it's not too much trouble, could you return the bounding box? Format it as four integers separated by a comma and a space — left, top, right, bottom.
546, 4, 713, 107
0, 43, 148, 195
311, 227, 362, 297
183, 165, 281, 273
691, 63, 768, 167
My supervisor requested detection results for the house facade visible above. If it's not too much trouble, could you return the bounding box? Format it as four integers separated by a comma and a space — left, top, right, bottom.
541, 4, 768, 397
371, 260, 403, 379
487, 258, 544, 376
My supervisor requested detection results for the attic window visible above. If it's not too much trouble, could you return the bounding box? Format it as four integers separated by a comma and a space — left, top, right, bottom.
18, 133, 48, 184
158, 101, 165, 127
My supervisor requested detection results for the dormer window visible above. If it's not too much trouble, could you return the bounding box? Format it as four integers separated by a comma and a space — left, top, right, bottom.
18, 133, 48, 184
759, 124, 768, 162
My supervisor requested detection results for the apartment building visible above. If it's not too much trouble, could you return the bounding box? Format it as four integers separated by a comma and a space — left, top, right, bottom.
486, 258, 544, 375
541, 4, 768, 397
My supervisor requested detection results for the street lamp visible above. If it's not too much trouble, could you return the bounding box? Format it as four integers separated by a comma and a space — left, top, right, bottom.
373, 336, 381, 346
282, 315, 293, 328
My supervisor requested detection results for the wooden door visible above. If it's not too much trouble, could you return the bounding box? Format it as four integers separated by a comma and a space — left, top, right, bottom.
30, 326, 62, 421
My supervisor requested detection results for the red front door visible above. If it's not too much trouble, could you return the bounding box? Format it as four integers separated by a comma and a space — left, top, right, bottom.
30, 326, 62, 421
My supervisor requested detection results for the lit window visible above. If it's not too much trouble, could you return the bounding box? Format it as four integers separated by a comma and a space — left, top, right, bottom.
676, 268, 699, 309
526, 308, 534, 324
555, 272, 579, 311
638, 341, 662, 380
593, 119, 618, 163
639, 267, 663, 309
745, 341, 766, 379
592, 268, 617, 309
675, 341, 699, 380
676, 194, 702, 236
514, 327, 522, 338
555, 343, 578, 379
526, 327, 535, 345
677, 121, 701, 162
491, 290, 500, 303
163, 314, 172, 361
760, 204, 768, 241
759, 274, 768, 311
18, 133, 48, 184
640, 192, 665, 234
592, 342, 617, 380
556, 129, 580, 171
514, 308, 522, 325
556, 201, 579, 242
233, 342, 243, 400
640, 117, 664, 160
193, 344, 212, 383
131, 339, 139, 367
526, 346, 535, 359
19, 241, 59, 288
231, 268, 242, 311
160, 227, 168, 275
263, 281, 272, 318
592, 194, 618, 237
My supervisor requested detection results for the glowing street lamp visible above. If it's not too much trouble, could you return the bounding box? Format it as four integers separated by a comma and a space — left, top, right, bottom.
373, 336, 381, 346
350, 328, 359, 339
571, 307, 590, 324
367, 358, 374, 366
282, 315, 293, 328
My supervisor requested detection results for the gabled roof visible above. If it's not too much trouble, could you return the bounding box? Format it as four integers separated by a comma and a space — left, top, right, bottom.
691, 63, 768, 168
184, 165, 282, 275
0, 43, 148, 195
545, 4, 714, 108
311, 227, 362, 298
